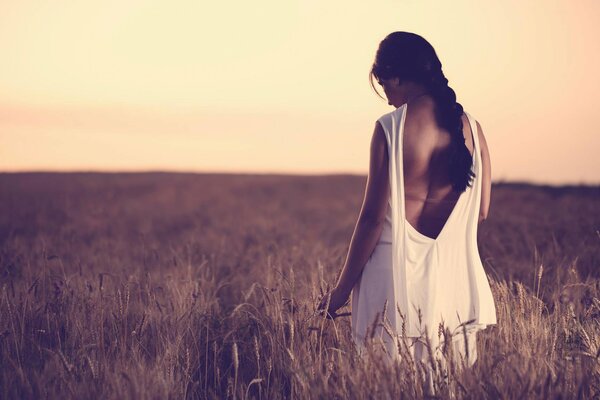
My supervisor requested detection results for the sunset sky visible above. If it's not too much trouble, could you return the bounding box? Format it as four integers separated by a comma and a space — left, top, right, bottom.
1, 0, 598, 184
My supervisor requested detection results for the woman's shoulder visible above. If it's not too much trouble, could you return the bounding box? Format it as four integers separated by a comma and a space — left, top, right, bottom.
461, 110, 489, 156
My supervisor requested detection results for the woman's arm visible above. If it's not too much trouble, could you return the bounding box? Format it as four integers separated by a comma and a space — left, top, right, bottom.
319, 121, 390, 314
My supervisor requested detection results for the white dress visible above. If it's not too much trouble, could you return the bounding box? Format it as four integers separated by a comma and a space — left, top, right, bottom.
351, 103, 497, 366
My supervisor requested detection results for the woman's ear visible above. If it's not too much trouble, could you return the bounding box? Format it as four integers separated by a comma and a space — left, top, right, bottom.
389, 77, 401, 87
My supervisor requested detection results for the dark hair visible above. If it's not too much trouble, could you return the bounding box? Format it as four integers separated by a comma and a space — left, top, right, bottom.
370, 31, 475, 193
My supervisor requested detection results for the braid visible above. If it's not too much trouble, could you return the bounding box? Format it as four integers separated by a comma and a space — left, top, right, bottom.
427, 69, 475, 192
370, 31, 476, 193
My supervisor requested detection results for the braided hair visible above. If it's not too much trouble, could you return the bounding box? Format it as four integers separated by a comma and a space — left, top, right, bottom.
370, 32, 475, 193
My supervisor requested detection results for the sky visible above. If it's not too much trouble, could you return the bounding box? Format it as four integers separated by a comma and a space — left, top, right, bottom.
1, 0, 599, 185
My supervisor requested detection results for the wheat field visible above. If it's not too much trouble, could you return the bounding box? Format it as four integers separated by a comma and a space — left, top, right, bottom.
0, 172, 598, 399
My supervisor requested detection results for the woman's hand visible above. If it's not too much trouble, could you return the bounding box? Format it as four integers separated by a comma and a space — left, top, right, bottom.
316, 286, 350, 319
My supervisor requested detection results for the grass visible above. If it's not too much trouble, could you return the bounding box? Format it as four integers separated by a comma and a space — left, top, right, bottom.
0, 172, 598, 399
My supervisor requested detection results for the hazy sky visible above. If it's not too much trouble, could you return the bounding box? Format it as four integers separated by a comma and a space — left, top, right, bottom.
1, 0, 599, 184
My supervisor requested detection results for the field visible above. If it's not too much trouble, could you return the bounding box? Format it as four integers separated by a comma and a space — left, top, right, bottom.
0, 172, 599, 399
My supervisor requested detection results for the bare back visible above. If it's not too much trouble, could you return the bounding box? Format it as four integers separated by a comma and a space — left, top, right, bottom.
402, 99, 484, 239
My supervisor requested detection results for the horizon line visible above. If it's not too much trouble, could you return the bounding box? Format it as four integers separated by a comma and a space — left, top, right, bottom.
0, 169, 598, 188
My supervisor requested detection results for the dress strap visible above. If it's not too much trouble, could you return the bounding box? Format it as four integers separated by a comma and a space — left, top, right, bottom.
464, 111, 481, 174
463, 111, 483, 239
376, 104, 410, 336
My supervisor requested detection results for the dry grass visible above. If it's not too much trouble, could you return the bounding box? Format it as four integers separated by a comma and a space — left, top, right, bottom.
0, 172, 598, 399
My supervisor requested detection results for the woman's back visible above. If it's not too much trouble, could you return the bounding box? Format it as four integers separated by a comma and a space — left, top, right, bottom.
401, 96, 479, 240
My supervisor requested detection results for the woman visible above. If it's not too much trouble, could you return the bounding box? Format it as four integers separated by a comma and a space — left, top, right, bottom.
317, 32, 497, 367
